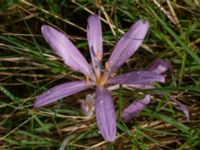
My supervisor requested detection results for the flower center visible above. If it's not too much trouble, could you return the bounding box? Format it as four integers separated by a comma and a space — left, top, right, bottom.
95, 74, 108, 86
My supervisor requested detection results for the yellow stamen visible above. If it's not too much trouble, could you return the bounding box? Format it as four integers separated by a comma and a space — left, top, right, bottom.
111, 72, 116, 78
105, 62, 110, 71
96, 51, 102, 61
85, 75, 90, 85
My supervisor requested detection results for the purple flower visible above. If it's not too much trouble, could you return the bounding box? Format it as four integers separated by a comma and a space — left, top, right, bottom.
34, 15, 165, 142
120, 59, 170, 122
120, 59, 189, 122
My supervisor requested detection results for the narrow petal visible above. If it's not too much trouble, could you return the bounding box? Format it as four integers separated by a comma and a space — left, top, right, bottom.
34, 80, 94, 108
108, 71, 165, 85
95, 86, 116, 142
107, 20, 149, 74
41, 25, 94, 79
169, 96, 190, 121
87, 15, 103, 73
148, 58, 171, 74
124, 83, 155, 90
121, 95, 151, 122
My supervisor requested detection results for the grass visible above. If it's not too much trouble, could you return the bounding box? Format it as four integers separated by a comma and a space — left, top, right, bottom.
0, 0, 200, 149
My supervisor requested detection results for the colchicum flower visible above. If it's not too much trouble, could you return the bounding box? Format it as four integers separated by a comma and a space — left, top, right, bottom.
120, 58, 189, 122
34, 15, 172, 142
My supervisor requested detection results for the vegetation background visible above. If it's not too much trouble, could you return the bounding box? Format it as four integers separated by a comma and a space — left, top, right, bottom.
0, 0, 200, 149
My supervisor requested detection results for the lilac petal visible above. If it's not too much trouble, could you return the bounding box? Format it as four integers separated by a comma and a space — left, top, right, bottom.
148, 58, 171, 74
169, 96, 190, 121
95, 86, 116, 142
108, 71, 165, 85
124, 83, 155, 90
107, 20, 149, 74
87, 15, 103, 72
34, 80, 94, 108
41, 25, 94, 79
118, 59, 170, 90
121, 95, 151, 122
